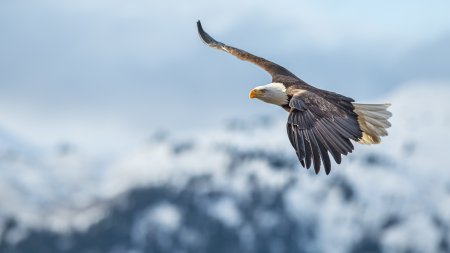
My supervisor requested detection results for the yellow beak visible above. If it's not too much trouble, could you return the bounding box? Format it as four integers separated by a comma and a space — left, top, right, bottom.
249, 89, 263, 99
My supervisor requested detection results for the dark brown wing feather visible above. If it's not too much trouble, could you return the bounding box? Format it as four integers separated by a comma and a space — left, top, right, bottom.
197, 21, 299, 81
286, 89, 362, 175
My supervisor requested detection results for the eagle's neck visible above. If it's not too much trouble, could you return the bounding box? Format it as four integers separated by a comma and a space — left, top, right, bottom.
256, 82, 289, 106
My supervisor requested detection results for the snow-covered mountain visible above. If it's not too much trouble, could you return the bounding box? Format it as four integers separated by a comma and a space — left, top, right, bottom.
0, 82, 449, 253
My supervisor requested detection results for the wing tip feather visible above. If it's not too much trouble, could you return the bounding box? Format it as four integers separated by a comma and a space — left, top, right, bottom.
196, 20, 207, 43
196, 20, 219, 46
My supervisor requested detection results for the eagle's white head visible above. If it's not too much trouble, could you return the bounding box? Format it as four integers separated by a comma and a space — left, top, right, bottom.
249, 82, 288, 106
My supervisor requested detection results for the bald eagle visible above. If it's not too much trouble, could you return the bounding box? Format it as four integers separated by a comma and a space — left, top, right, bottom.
197, 21, 392, 175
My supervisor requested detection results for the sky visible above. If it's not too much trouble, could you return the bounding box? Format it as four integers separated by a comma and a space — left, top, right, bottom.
0, 0, 449, 153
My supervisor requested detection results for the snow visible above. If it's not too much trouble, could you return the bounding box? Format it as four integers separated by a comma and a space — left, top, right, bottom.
143, 203, 182, 232
208, 198, 242, 228
381, 213, 441, 253
0, 82, 450, 252
131, 202, 183, 249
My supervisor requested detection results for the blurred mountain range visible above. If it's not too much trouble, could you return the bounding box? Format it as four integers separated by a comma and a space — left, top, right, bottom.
1, 83, 450, 253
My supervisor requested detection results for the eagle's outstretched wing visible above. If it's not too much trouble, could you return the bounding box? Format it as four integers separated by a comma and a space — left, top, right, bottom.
197, 21, 299, 81
286, 89, 362, 174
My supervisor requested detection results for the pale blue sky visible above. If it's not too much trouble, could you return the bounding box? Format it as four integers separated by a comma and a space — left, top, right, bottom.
0, 0, 449, 152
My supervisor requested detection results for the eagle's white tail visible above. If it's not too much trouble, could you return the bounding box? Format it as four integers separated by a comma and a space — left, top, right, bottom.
352, 103, 392, 144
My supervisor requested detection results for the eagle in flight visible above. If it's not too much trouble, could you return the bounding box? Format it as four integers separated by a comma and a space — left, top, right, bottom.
197, 21, 392, 175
